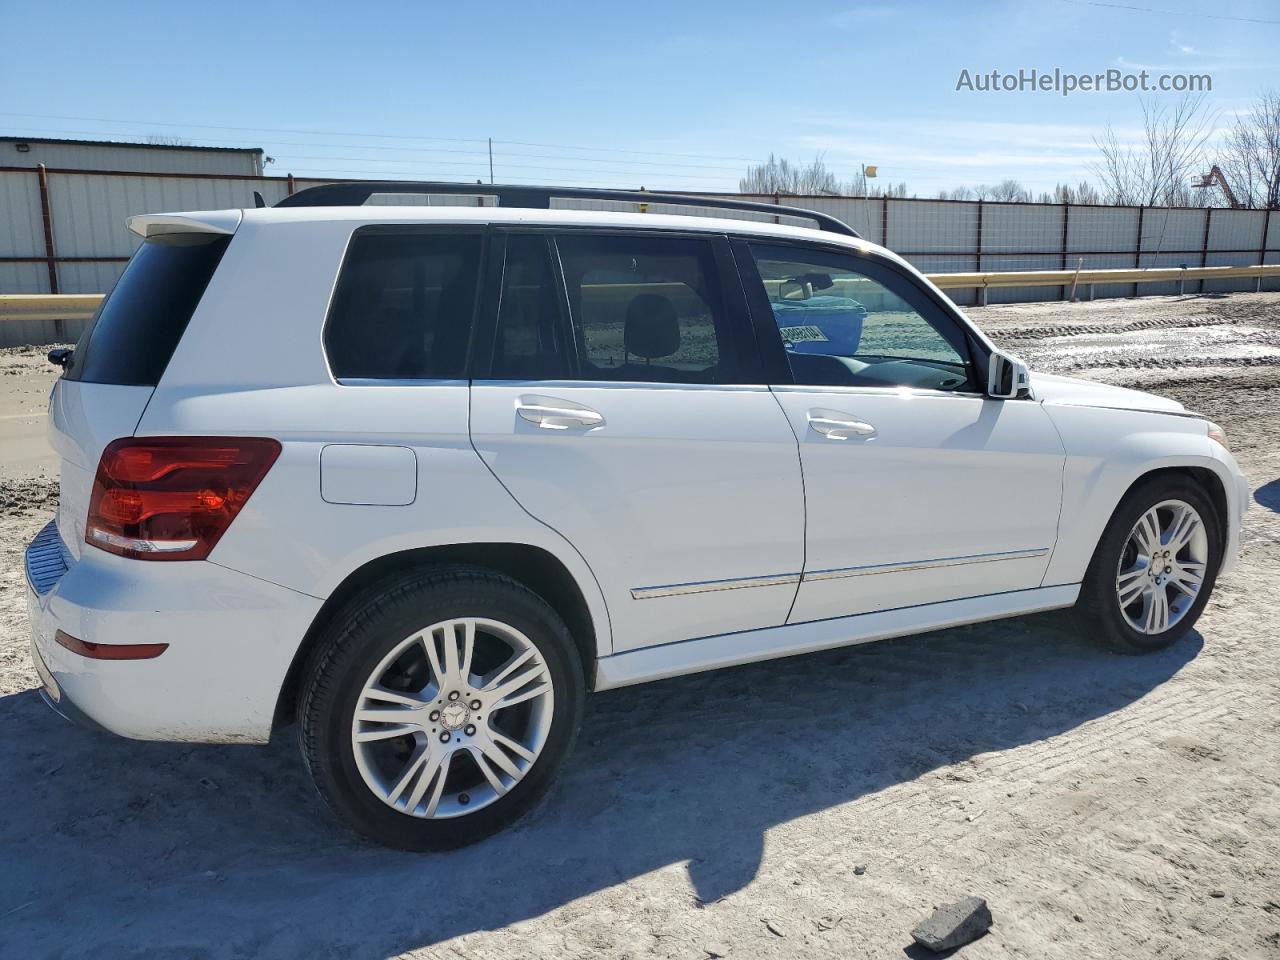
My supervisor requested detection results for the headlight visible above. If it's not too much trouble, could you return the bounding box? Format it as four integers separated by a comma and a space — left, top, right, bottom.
1207, 422, 1230, 452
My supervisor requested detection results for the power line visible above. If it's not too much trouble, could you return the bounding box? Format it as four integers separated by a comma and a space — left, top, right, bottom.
0, 111, 489, 144
268, 154, 743, 182
0, 112, 763, 163
2, 124, 755, 172
1061, 0, 1280, 25
495, 139, 759, 162
2, 114, 1077, 190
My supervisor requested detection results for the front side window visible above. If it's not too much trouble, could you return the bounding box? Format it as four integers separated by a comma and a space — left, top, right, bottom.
750, 244, 974, 392
325, 228, 481, 381
556, 234, 735, 384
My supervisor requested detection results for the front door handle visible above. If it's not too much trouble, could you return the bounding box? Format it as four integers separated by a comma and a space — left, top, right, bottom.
516, 397, 605, 430
807, 409, 876, 440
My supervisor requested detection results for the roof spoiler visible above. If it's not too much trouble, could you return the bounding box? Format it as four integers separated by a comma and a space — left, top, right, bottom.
276, 181, 860, 239
127, 210, 242, 239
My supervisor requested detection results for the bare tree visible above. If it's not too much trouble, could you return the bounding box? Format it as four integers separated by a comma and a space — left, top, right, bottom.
1035, 181, 1104, 204
939, 180, 1031, 202
739, 156, 913, 197
740, 154, 841, 194
1092, 94, 1215, 206
861, 180, 910, 198
1218, 89, 1280, 209
987, 179, 1032, 202
145, 134, 195, 146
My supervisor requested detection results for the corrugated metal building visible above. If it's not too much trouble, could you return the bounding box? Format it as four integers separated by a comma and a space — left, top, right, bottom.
1, 136, 263, 176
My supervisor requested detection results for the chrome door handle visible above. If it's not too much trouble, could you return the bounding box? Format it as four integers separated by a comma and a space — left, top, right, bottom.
808, 411, 876, 440
516, 400, 605, 429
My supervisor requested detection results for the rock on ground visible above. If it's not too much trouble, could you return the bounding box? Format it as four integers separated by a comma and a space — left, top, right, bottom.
911, 896, 993, 952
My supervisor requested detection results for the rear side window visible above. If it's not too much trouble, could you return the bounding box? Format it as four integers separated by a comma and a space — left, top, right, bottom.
556, 234, 736, 384
325, 228, 482, 381
66, 232, 230, 386
491, 235, 570, 379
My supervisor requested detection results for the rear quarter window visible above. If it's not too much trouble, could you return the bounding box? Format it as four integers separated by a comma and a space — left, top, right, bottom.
65, 232, 230, 386
323, 227, 483, 382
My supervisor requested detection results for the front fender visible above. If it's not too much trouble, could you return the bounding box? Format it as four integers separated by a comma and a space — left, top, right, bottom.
1040, 403, 1243, 586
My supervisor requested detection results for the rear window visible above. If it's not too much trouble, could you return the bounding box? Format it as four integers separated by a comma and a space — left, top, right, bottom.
66, 232, 230, 386
324, 228, 482, 381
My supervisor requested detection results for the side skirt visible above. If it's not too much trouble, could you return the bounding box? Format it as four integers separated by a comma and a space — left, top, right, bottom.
593, 583, 1080, 690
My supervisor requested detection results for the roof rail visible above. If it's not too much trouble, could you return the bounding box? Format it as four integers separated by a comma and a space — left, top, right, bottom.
275, 181, 860, 239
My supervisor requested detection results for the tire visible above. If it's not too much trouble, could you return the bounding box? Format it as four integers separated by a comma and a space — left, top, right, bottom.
1078, 474, 1222, 654
298, 565, 585, 850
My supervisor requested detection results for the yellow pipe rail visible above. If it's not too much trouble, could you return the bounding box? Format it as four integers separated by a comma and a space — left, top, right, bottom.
0, 294, 103, 323
927, 263, 1280, 290
0, 263, 1276, 327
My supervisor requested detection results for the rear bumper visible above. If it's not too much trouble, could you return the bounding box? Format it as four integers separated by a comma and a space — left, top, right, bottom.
26, 518, 323, 743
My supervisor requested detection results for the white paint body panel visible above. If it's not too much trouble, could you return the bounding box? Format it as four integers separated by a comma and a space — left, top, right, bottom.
470, 382, 805, 651
1038, 401, 1242, 583
320, 444, 417, 506
47, 380, 153, 562
770, 387, 1065, 623
27, 530, 321, 742
24, 202, 1248, 744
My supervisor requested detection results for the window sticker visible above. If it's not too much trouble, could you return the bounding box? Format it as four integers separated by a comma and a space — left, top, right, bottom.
778, 324, 829, 344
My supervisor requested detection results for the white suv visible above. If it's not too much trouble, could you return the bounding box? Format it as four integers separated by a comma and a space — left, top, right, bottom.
26, 183, 1246, 849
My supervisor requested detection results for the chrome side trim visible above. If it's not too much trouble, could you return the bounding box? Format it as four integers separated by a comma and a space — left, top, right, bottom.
631, 548, 1049, 600
804, 547, 1049, 582
631, 572, 801, 600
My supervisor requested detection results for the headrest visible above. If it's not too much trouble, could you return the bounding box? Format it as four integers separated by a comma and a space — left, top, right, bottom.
624, 293, 680, 360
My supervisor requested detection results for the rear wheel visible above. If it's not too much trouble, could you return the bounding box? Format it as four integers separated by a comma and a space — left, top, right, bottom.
299, 567, 584, 850
1079, 476, 1222, 653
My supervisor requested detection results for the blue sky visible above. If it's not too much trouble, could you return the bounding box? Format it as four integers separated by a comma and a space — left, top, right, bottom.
1, 0, 1276, 196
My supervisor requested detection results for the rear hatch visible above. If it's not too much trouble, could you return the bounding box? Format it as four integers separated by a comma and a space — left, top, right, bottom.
51, 217, 236, 559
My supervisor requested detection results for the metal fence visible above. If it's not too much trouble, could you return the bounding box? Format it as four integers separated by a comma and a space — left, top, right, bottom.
2, 165, 1277, 308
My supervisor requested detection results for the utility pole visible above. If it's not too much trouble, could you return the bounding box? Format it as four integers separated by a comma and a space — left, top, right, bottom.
488, 138, 494, 185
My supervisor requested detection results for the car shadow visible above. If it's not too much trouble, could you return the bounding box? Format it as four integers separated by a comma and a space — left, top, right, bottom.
0, 614, 1201, 958
1254, 478, 1280, 513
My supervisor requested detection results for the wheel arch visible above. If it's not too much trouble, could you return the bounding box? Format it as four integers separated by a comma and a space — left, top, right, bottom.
1044, 452, 1237, 588
1100, 463, 1229, 556
273, 542, 605, 731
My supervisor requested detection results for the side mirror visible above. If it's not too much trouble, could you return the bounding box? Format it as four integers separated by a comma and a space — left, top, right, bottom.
987, 350, 1030, 399
47, 348, 73, 369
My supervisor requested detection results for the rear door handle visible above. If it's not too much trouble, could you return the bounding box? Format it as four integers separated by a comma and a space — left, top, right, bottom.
516, 397, 605, 430
807, 409, 876, 440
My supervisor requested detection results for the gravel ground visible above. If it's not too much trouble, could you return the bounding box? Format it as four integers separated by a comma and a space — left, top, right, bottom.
1, 293, 1278, 959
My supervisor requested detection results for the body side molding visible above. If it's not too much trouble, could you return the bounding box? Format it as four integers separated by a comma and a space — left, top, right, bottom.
629, 547, 1050, 599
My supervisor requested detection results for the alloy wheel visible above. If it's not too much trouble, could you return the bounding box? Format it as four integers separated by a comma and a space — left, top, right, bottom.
350, 617, 554, 819
1115, 499, 1209, 635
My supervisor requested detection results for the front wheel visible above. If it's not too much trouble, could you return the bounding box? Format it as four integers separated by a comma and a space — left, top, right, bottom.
1079, 475, 1222, 653
298, 567, 584, 850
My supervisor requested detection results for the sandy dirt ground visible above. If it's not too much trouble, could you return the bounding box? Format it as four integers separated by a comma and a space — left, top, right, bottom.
1, 294, 1278, 959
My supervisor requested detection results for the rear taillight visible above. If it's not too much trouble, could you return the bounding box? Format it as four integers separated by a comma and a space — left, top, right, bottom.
86, 436, 281, 561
